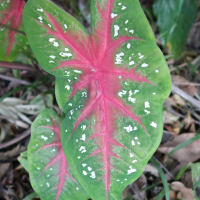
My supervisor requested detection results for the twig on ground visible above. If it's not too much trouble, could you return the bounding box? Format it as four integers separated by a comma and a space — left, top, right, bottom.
0, 61, 36, 72
0, 74, 31, 85
171, 85, 200, 109
0, 128, 31, 150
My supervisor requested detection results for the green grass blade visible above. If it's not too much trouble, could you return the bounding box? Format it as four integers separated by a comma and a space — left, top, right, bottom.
154, 190, 166, 200
151, 157, 170, 200
176, 163, 191, 180
169, 134, 200, 155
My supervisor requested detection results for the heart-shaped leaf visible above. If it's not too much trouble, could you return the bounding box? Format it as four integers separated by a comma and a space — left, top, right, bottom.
0, 0, 29, 61
28, 109, 89, 200
23, 0, 171, 199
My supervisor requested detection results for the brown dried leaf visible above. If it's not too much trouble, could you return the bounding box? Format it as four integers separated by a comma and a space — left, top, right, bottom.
158, 133, 200, 163
171, 75, 197, 96
171, 182, 193, 200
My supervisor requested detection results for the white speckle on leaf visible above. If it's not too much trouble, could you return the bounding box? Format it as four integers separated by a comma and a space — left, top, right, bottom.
46, 183, 50, 187
49, 55, 56, 59
79, 146, 86, 153
37, 8, 43, 12
65, 48, 69, 51
124, 125, 133, 133
70, 110, 74, 115
49, 38, 55, 42
118, 3, 122, 5
38, 16, 42, 21
127, 43, 131, 49
64, 24, 68, 29
118, 90, 127, 97
115, 52, 124, 64
134, 90, 139, 94
132, 160, 137, 163
132, 140, 135, 145
83, 171, 87, 175
137, 142, 141, 145
82, 163, 87, 167
50, 168, 53, 170
82, 91, 87, 97
145, 101, 150, 108
155, 70, 159, 73
130, 153, 134, 157
114, 25, 120, 37
41, 135, 48, 141
36, 144, 38, 146
80, 134, 86, 141
48, 24, 51, 27
129, 30, 134, 34
127, 166, 136, 175
76, 139, 78, 142
141, 63, 148, 67
121, 6, 126, 10
53, 42, 59, 47
129, 61, 135, 65
150, 122, 157, 128
49, 60, 54, 63
125, 28, 128, 31
74, 70, 81, 73
125, 20, 129, 24
144, 109, 150, 114
77, 156, 81, 159
65, 85, 70, 90
153, 92, 156, 95
59, 52, 72, 57
68, 103, 72, 106
124, 179, 127, 181
111, 13, 117, 18
90, 171, 96, 179
76, 187, 79, 190
128, 96, 136, 103
37, 167, 40, 170
88, 167, 92, 171
81, 125, 86, 131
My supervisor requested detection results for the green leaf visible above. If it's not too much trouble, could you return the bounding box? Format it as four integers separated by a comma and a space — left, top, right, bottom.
192, 162, 200, 200
23, 0, 171, 199
151, 157, 170, 200
18, 151, 29, 172
0, 0, 29, 61
153, 0, 199, 59
169, 134, 200, 155
23, 192, 38, 200
27, 109, 89, 200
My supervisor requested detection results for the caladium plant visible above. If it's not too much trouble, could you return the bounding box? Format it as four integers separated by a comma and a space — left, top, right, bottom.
23, 0, 171, 199
28, 109, 89, 200
0, 0, 29, 61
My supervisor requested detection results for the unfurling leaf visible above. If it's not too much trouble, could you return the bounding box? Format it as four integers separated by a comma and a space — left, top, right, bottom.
23, 0, 171, 199
27, 109, 89, 200
0, 0, 28, 61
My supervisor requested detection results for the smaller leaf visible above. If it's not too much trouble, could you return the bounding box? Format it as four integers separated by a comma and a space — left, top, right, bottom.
28, 109, 89, 200
18, 151, 29, 172
23, 192, 38, 200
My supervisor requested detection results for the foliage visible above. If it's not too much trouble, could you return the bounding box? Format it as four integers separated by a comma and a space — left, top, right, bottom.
0, 0, 29, 61
153, 0, 199, 59
22, 0, 171, 199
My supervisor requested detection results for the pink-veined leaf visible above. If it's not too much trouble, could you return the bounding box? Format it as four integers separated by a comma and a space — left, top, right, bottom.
27, 109, 89, 200
0, 0, 29, 61
23, 0, 171, 199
